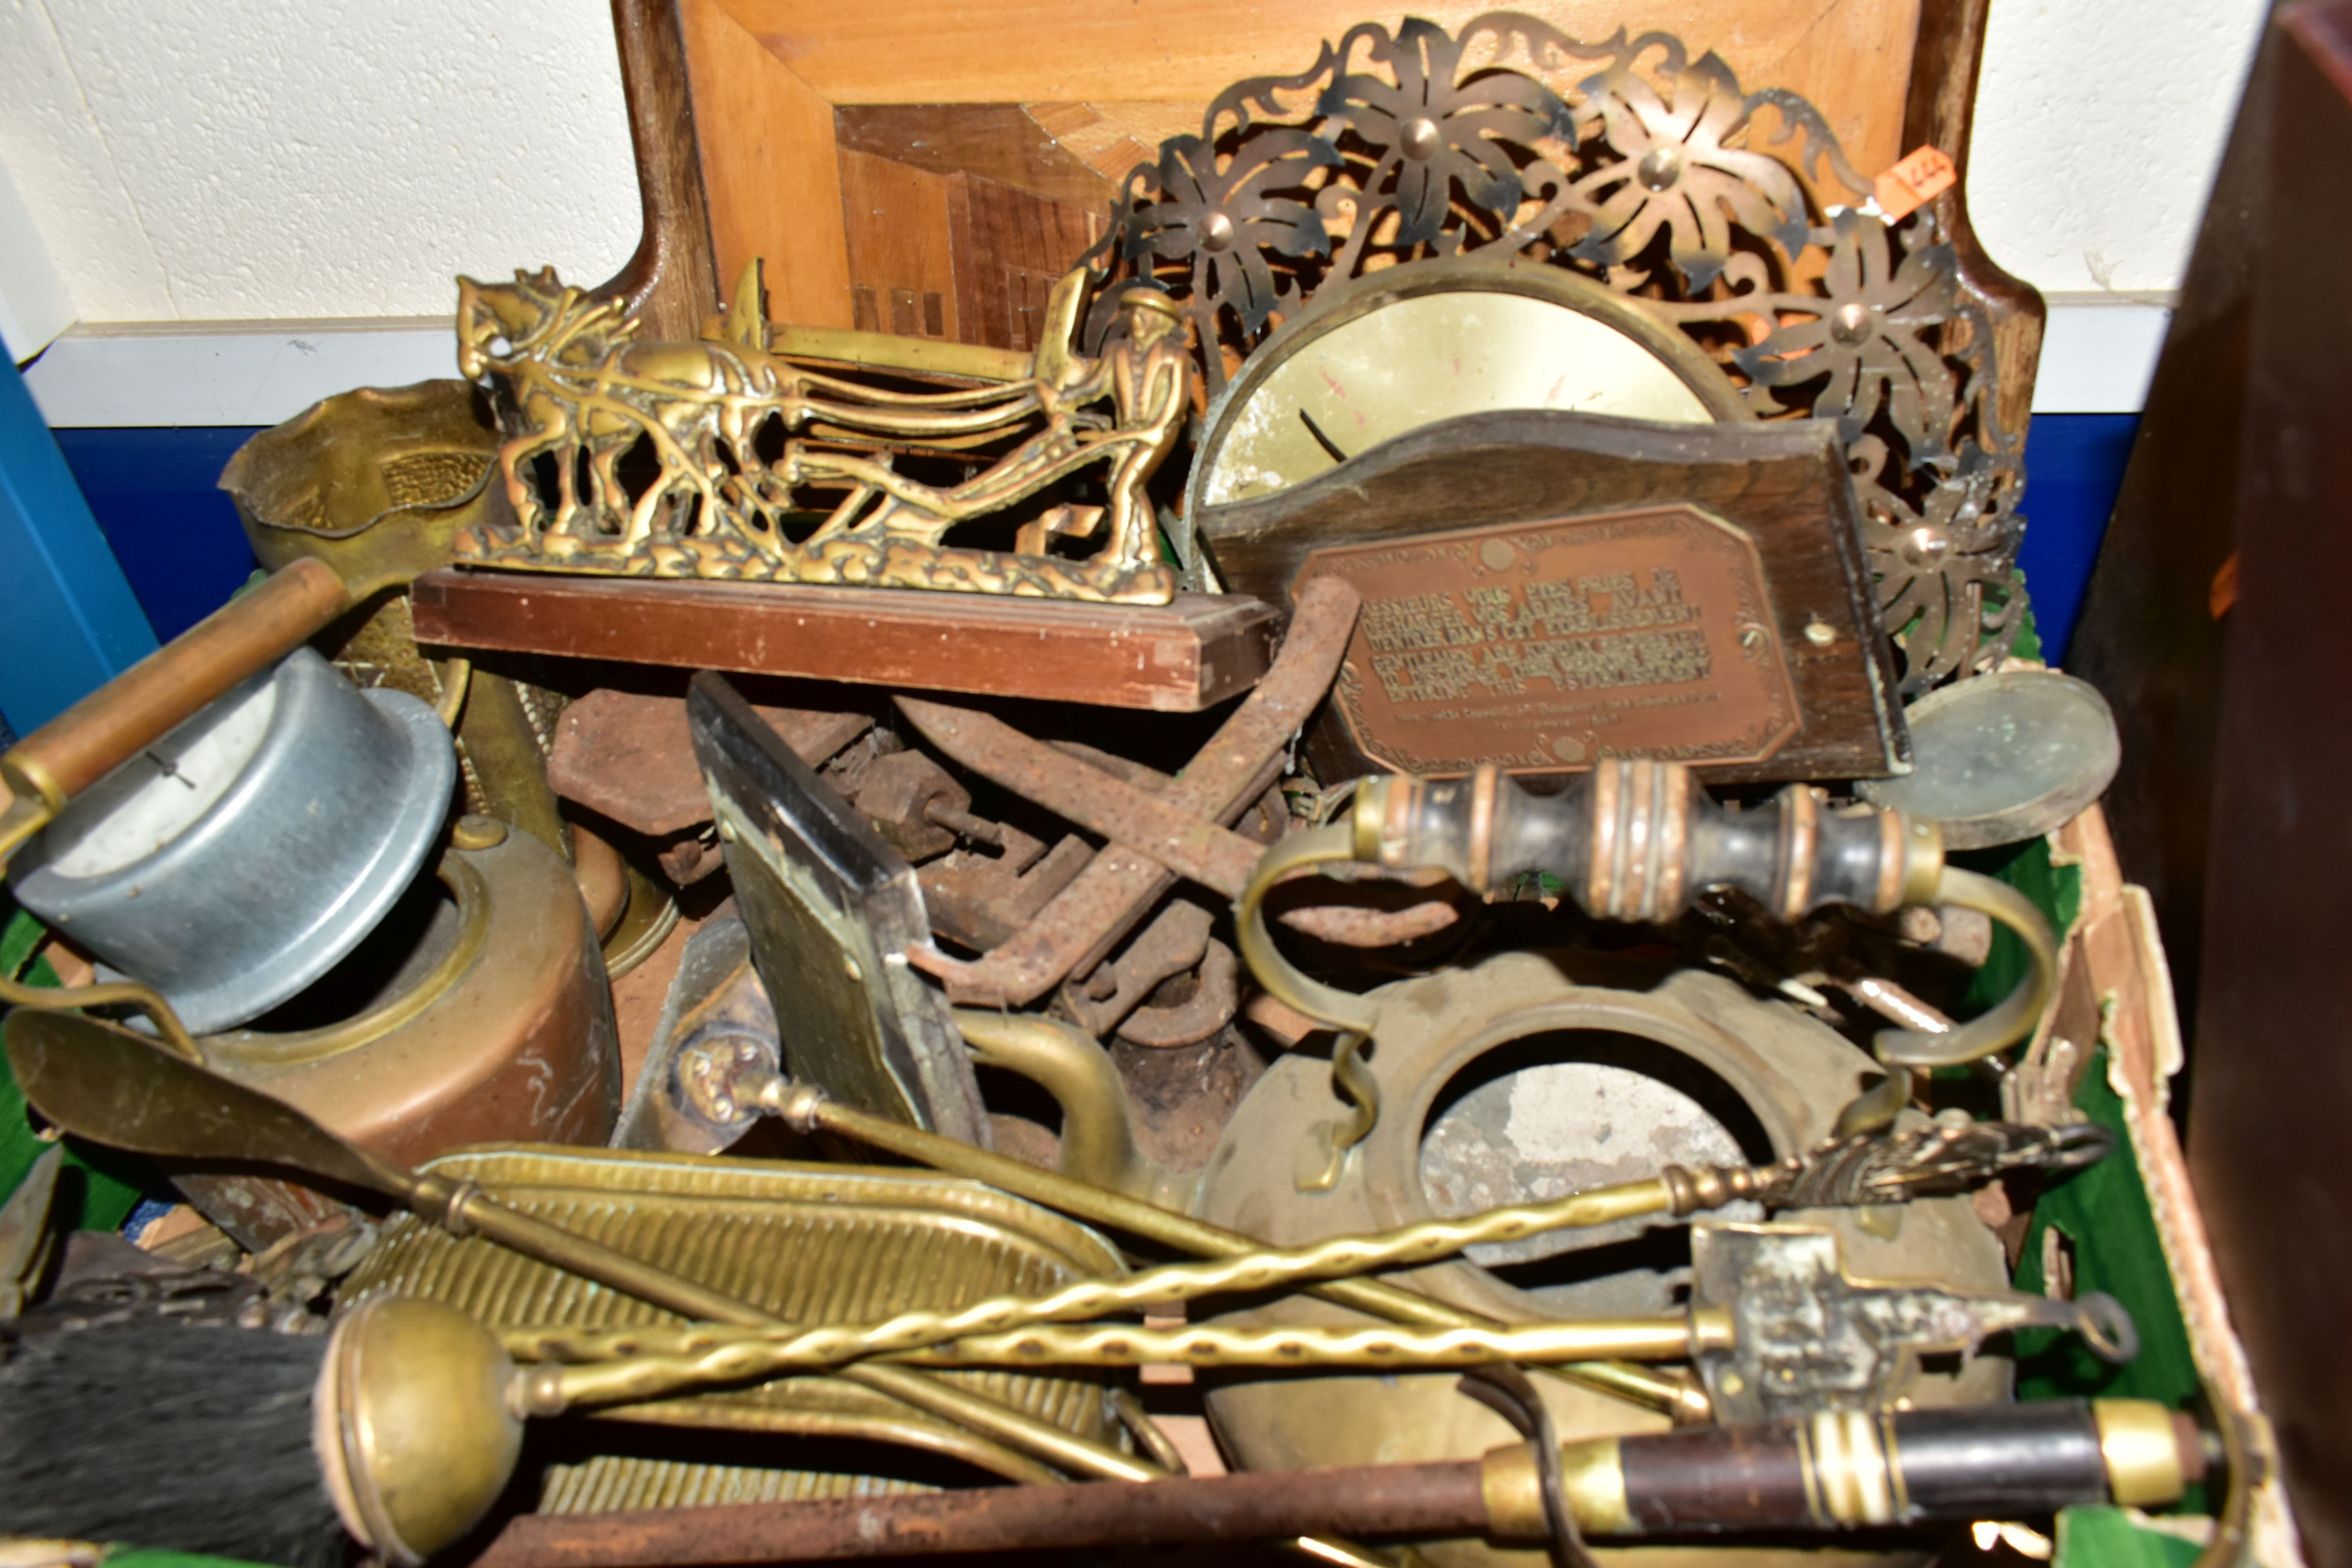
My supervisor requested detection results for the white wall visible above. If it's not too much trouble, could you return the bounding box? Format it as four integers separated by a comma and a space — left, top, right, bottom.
1972, 0, 2266, 297
0, 0, 639, 322
0, 0, 2272, 414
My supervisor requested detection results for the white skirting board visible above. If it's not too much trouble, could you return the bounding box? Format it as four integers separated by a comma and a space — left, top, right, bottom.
20, 299, 2174, 429
23, 318, 459, 428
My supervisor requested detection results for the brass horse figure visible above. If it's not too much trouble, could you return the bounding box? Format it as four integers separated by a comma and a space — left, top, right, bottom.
452, 263, 1185, 604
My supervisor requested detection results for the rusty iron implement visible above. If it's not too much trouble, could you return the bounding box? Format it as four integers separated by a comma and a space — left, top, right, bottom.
904, 576, 1360, 1005
896, 699, 1268, 897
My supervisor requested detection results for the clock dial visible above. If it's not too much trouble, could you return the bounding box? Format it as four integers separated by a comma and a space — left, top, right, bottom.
1190, 258, 1748, 514
44, 673, 278, 879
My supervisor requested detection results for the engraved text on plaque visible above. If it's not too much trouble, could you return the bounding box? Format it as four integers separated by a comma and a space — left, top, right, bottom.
1294, 505, 1801, 775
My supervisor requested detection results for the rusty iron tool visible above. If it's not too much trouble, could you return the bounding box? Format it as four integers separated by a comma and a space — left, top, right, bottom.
1115, 935, 1240, 1047
546, 687, 871, 839
903, 575, 1361, 1006
898, 697, 1268, 895
904, 699, 1456, 953
920, 827, 1093, 952
1059, 900, 1214, 1039
467, 1399, 2199, 1567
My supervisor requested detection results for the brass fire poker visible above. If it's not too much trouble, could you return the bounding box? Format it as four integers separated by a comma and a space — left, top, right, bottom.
655, 1049, 2107, 1424
2, 1021, 1198, 1484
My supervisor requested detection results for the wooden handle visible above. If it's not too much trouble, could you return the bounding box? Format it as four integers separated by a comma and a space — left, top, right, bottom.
1, 557, 349, 811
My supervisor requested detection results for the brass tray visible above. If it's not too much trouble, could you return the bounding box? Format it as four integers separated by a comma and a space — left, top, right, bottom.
341, 1146, 1127, 1504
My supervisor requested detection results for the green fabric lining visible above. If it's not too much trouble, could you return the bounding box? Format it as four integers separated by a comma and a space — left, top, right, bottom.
2056, 1506, 2207, 1568
0, 903, 155, 1233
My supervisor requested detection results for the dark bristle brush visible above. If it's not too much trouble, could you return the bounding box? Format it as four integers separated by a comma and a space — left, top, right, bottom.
0, 1294, 544, 1568
0, 1317, 348, 1568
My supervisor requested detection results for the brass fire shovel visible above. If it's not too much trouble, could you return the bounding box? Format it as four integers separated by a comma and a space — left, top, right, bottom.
1, 1009, 1130, 1499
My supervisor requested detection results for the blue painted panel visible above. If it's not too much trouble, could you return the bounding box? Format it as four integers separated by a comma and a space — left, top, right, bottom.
2018, 414, 2141, 667
52, 426, 265, 643
0, 358, 158, 736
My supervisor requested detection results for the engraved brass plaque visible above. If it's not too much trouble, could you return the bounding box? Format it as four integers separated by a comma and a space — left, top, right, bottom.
1296, 505, 1800, 775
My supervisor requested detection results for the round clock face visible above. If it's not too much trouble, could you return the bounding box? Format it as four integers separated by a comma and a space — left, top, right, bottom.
43, 673, 279, 879
1188, 258, 1748, 513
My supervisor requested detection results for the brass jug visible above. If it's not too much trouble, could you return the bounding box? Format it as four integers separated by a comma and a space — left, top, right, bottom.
1187, 950, 2011, 1568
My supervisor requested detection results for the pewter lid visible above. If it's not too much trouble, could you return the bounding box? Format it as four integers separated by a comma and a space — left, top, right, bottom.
1857, 669, 2120, 849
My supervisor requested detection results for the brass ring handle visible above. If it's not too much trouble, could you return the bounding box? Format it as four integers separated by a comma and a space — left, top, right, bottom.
1233, 821, 1383, 1040
1871, 865, 2061, 1069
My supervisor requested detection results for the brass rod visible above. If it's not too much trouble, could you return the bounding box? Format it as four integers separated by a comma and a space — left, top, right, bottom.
786, 1090, 1710, 1421
0, 973, 202, 1063
427, 1183, 1161, 1483
0, 557, 348, 812
516, 1315, 1716, 1404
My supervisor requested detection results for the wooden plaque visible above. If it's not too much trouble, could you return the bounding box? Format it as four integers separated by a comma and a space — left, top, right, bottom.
1198, 410, 1907, 784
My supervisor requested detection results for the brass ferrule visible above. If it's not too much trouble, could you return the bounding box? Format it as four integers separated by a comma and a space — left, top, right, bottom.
1775, 784, 1820, 922
1466, 763, 1500, 891
762, 1072, 828, 1133
1686, 1305, 1737, 1355
421, 1176, 488, 1239
0, 753, 67, 817
510, 1362, 571, 1419
1900, 816, 1945, 907
1873, 808, 1908, 913
745, 1070, 826, 1132
2093, 1398, 2191, 1506
312, 1321, 371, 1558
1480, 1437, 1631, 1540
1802, 1408, 1901, 1527
1351, 775, 1400, 863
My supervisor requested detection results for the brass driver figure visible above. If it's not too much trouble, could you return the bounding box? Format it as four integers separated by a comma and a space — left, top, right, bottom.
793, 285, 1192, 570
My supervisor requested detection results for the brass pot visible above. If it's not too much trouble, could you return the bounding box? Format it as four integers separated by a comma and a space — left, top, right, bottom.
1191, 951, 2010, 1568
179, 818, 621, 1245
223, 378, 677, 983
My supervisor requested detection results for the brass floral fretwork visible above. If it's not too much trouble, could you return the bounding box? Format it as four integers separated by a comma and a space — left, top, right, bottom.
1094, 14, 2027, 692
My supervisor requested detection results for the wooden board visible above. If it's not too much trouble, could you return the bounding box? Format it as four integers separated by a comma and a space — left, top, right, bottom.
1197, 409, 1906, 784
410, 570, 1276, 712
681, 0, 854, 327
834, 147, 1101, 350
710, 0, 1920, 179
839, 149, 963, 341
837, 103, 1116, 211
